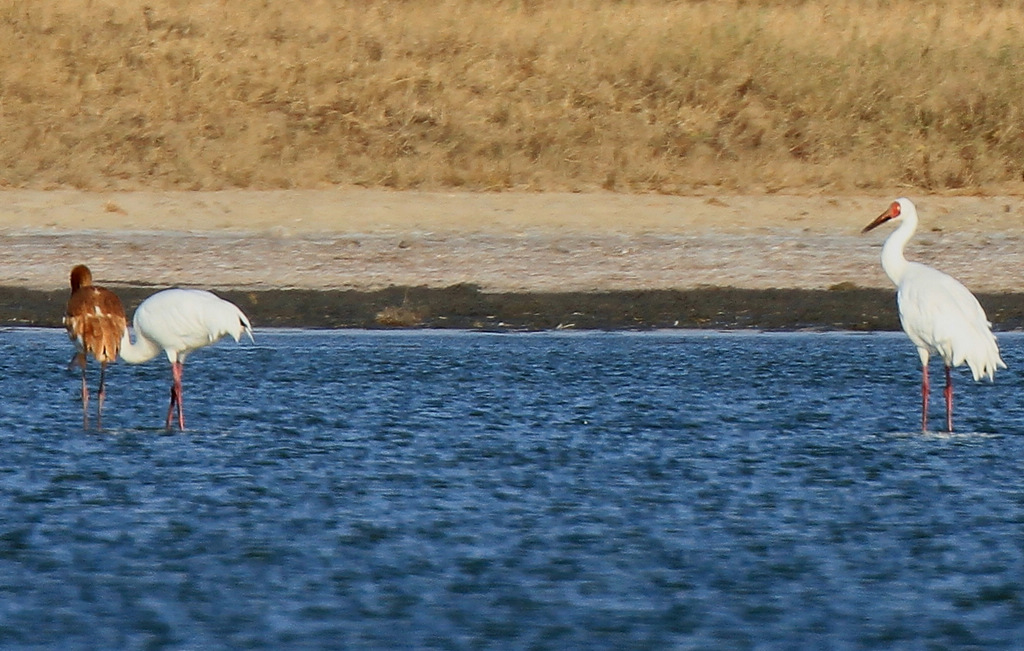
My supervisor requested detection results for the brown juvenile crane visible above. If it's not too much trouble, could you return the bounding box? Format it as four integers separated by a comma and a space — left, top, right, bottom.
63, 265, 127, 429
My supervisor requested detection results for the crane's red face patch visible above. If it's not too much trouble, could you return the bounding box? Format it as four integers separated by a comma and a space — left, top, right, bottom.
862, 202, 899, 234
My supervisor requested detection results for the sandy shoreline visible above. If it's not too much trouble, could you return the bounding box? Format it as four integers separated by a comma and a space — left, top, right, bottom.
2, 189, 1023, 293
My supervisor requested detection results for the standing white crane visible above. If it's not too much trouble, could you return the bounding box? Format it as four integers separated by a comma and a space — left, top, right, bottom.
862, 197, 1005, 432
119, 289, 254, 430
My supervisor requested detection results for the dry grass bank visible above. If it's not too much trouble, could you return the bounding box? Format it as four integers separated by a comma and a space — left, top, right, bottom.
3, 0, 1024, 193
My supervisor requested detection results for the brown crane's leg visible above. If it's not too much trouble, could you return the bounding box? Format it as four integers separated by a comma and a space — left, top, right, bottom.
97, 362, 108, 431
80, 365, 90, 430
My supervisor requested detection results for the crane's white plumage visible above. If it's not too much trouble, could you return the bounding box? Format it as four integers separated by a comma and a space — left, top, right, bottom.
863, 197, 1004, 432
120, 289, 253, 429
896, 263, 1002, 382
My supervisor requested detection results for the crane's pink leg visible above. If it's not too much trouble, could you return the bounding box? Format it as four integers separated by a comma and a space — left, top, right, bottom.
176, 362, 185, 431
165, 364, 177, 429
920, 363, 929, 433
944, 365, 954, 433
166, 361, 186, 431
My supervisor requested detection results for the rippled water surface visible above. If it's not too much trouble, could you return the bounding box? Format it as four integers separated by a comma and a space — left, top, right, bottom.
2, 328, 1024, 649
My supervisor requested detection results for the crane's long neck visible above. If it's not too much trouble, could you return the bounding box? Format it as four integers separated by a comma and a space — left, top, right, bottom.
119, 327, 163, 364
880, 211, 918, 287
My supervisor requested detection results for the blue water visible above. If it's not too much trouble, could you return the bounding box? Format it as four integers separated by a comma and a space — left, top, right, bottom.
1, 328, 1023, 649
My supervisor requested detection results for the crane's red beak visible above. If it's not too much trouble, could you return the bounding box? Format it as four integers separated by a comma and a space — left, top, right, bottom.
861, 202, 899, 233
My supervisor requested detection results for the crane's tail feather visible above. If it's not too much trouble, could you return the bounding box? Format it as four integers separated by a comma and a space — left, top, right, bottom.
960, 331, 1006, 382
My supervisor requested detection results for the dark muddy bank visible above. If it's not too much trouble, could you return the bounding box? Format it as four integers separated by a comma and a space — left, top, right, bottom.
5, 284, 1023, 332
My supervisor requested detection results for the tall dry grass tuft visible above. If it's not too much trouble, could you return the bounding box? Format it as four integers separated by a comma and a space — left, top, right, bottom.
3, 0, 1024, 193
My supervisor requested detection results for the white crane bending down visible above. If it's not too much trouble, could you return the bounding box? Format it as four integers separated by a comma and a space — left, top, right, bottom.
862, 198, 1005, 433
119, 289, 254, 430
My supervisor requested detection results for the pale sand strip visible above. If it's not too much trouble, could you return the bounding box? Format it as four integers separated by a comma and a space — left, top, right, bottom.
1, 190, 1021, 292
